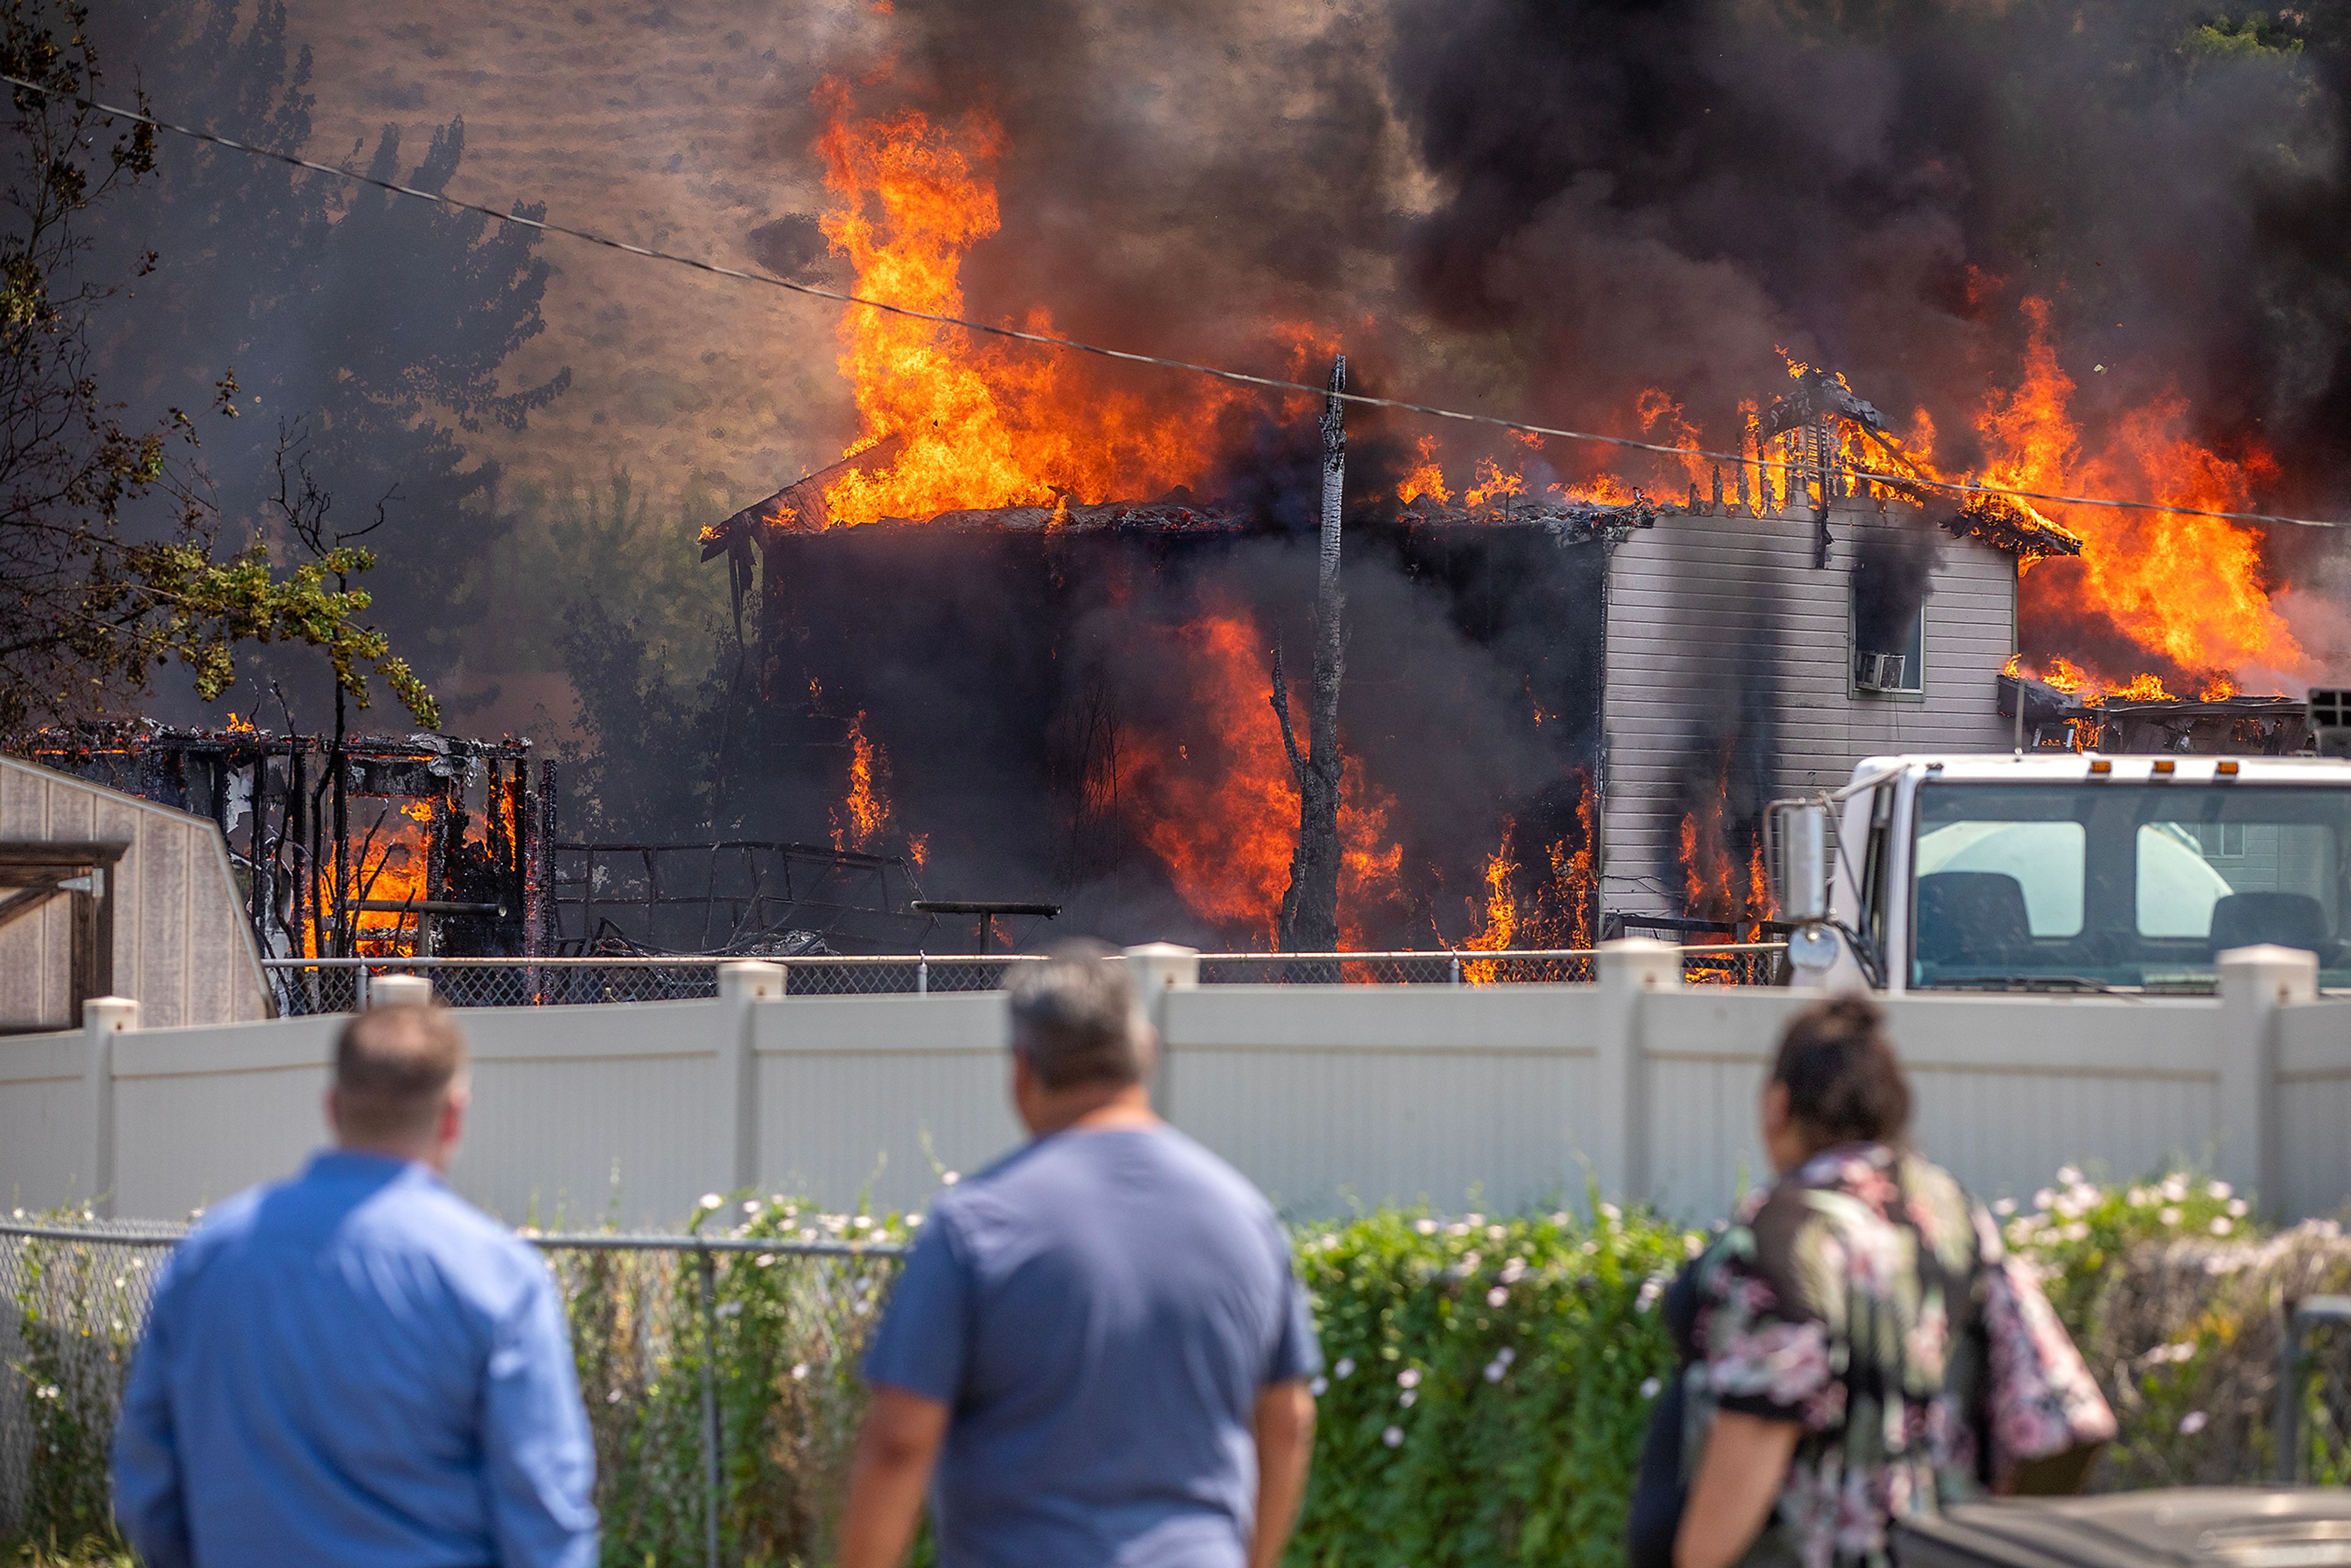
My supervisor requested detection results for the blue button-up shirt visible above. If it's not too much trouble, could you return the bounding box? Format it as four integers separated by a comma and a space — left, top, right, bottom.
111, 1150, 597, 1568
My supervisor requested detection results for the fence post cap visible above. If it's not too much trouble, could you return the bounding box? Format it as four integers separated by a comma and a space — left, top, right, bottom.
82, 996, 139, 1030
1122, 943, 1201, 991
2214, 944, 2319, 1004
1594, 937, 1683, 990
366, 973, 435, 1010
717, 959, 786, 1003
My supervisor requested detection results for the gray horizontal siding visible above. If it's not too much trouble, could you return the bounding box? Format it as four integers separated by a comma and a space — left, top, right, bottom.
1601, 503, 2015, 916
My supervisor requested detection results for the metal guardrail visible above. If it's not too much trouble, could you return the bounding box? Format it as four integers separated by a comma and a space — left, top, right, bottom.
2279, 1294, 2351, 1482
258, 943, 1787, 1011
0, 1218, 905, 1568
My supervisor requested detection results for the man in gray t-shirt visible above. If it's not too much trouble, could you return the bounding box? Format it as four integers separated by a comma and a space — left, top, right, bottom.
839, 944, 1320, 1568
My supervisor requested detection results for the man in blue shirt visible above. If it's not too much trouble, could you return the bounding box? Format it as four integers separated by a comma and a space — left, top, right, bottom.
111, 1002, 597, 1568
839, 943, 1320, 1568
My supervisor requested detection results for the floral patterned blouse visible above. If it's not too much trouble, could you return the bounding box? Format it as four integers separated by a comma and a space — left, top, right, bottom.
1683, 1143, 1995, 1568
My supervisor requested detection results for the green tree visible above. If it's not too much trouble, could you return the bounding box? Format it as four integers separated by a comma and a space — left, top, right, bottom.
0, 1, 435, 741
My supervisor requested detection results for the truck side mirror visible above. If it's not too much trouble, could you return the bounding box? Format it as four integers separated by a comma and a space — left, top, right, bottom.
1765, 800, 1832, 925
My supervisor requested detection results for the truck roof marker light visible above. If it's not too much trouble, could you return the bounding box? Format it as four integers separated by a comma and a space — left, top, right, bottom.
2153, 759, 2177, 776
2217, 759, 2241, 777
2088, 759, 2113, 776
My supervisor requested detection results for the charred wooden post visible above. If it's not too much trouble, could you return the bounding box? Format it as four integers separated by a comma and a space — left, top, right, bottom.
1275, 353, 1348, 954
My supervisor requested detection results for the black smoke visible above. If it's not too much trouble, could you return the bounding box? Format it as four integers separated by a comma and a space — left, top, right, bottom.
1853, 522, 1944, 656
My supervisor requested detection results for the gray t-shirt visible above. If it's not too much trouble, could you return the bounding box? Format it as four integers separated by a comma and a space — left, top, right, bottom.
863, 1124, 1320, 1568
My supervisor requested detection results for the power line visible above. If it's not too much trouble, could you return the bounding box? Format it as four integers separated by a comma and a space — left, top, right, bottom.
12, 72, 2345, 535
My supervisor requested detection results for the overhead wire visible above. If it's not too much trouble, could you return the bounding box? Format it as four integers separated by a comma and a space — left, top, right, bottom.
10, 71, 2345, 533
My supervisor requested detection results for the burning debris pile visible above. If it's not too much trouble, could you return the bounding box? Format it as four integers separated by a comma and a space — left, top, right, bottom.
29, 721, 550, 962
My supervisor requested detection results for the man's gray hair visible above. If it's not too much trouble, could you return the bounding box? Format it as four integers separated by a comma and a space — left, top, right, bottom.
1005, 940, 1152, 1090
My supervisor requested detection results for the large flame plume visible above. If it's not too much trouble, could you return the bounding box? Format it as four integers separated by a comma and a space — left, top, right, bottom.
812, 82, 1246, 527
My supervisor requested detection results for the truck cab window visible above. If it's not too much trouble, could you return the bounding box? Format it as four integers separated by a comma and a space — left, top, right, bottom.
1913, 781, 2351, 991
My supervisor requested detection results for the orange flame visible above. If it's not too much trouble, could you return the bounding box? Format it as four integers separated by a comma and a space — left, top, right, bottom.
811, 82, 1242, 526
1396, 435, 1452, 506
1460, 826, 1519, 984
832, 711, 890, 852
1965, 299, 2303, 690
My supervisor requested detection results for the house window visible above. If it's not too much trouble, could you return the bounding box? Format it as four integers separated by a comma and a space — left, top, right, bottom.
1850, 550, 1927, 694
2193, 822, 2248, 860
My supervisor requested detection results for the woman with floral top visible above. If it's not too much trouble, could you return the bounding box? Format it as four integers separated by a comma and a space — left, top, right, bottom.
1672, 997, 1998, 1568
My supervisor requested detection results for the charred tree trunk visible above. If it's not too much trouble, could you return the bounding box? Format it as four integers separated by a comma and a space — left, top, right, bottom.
1275, 354, 1346, 953
331, 683, 350, 957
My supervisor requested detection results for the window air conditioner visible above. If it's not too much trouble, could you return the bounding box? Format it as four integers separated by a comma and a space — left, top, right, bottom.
1855, 651, 1908, 692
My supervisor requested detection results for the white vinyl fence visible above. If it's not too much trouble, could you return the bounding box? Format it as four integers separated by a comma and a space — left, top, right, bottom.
3, 942, 2346, 1228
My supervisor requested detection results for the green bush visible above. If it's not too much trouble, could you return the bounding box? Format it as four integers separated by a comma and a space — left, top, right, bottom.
7, 1172, 2349, 1567
1289, 1202, 1692, 1568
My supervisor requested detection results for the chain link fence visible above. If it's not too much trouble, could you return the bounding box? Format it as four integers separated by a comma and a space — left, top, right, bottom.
0, 1216, 906, 1567
263, 945, 1786, 1011
264, 956, 1036, 1013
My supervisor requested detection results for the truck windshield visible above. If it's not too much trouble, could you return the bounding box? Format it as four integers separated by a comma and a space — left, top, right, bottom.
1910, 782, 2351, 991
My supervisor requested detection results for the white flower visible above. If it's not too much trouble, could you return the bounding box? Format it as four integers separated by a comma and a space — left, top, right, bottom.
1382, 1425, 1404, 1448
2063, 1222, 2091, 1242
1486, 1224, 1506, 1242
2228, 1198, 2249, 1218
2161, 1176, 2189, 1202
1334, 1357, 1356, 1379
1497, 1347, 1517, 1366
1640, 1376, 1663, 1400
2210, 1217, 2234, 1236
699, 1193, 724, 1210
1500, 1258, 1527, 1283
2127, 1187, 2150, 1207
2034, 1188, 2057, 1212
1992, 1198, 2017, 1217
2057, 1165, 2083, 1187
852, 1215, 873, 1231
2179, 1410, 2208, 1435
1599, 1202, 1622, 1223
714, 1300, 743, 1319
2207, 1180, 2233, 1200
1637, 1277, 1664, 1313
1397, 1367, 1422, 1389
1415, 1218, 1439, 1236
1400, 1389, 1417, 1407
1466, 1212, 1486, 1226
907, 1215, 924, 1228
1460, 1251, 1482, 1271
2053, 1196, 2082, 1220
942, 1171, 961, 1185
1487, 1286, 1510, 1308
2159, 1207, 2182, 1227
1310, 1376, 1329, 1396
1446, 1222, 1471, 1239
791, 1363, 809, 1381
1685, 1234, 1704, 1258
755, 1253, 776, 1268
742, 1199, 763, 1215
1483, 1361, 1505, 1383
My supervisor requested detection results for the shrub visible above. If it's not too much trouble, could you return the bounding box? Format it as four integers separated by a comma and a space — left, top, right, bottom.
1288, 1201, 1693, 1568
7, 1171, 2349, 1566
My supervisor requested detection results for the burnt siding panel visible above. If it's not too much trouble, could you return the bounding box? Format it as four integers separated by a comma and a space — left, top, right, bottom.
1602, 505, 2016, 917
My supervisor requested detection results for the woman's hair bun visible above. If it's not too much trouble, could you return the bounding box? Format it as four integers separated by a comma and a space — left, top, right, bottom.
1771, 996, 1911, 1146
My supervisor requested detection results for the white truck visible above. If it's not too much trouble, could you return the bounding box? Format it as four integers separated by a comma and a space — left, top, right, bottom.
1769, 700, 2351, 995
